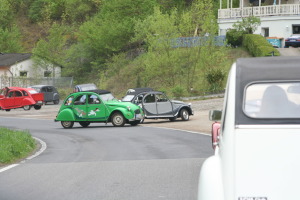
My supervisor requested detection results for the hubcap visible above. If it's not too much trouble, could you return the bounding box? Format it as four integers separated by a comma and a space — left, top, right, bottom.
114, 115, 123, 125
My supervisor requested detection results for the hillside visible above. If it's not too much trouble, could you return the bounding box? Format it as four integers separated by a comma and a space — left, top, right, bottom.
1, 0, 250, 97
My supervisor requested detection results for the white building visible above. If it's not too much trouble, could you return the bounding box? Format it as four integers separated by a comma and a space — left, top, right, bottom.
218, 0, 300, 47
0, 53, 61, 78
0, 53, 62, 87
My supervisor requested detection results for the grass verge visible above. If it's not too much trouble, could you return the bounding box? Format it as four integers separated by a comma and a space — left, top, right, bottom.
0, 127, 36, 165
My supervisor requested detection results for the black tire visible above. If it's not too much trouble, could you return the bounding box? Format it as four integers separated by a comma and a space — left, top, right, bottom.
79, 122, 90, 127
129, 121, 139, 126
61, 121, 74, 129
180, 108, 189, 121
5, 109, 10, 112
34, 105, 42, 110
169, 117, 176, 122
23, 105, 32, 110
111, 112, 125, 127
53, 99, 60, 104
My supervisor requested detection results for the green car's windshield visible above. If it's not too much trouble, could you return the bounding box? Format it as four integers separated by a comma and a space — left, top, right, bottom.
100, 93, 116, 101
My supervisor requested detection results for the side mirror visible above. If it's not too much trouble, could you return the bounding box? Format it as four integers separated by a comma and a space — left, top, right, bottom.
209, 110, 222, 121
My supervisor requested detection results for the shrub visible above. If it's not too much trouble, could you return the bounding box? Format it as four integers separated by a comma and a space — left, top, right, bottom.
243, 34, 280, 57
226, 29, 245, 47
205, 68, 226, 93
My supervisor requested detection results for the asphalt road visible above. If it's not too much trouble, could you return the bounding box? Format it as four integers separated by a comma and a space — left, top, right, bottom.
0, 117, 213, 200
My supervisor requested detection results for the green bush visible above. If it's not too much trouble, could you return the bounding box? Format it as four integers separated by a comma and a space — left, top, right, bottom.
171, 86, 187, 98
226, 29, 245, 47
205, 68, 226, 93
57, 87, 73, 101
243, 34, 280, 57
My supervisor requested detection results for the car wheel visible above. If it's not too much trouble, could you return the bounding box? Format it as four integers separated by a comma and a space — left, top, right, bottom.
5, 109, 10, 112
34, 105, 42, 110
53, 99, 60, 104
129, 121, 139, 126
180, 109, 189, 121
23, 105, 32, 110
61, 121, 74, 129
169, 117, 176, 121
79, 122, 90, 127
111, 112, 125, 127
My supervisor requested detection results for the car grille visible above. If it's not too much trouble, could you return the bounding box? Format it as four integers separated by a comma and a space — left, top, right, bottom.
134, 109, 140, 114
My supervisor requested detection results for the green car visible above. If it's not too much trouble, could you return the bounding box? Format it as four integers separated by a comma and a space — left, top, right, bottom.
55, 90, 144, 128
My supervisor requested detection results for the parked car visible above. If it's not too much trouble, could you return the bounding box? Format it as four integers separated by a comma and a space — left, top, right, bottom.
55, 90, 144, 128
29, 85, 60, 104
122, 88, 193, 121
73, 83, 97, 92
284, 34, 300, 47
0, 87, 44, 111
198, 57, 300, 200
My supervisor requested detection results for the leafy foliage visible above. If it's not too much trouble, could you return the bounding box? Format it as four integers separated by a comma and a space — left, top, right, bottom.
243, 34, 280, 57
0, 26, 24, 53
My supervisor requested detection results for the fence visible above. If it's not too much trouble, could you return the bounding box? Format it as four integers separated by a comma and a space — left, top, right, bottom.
0, 77, 74, 89
172, 36, 226, 48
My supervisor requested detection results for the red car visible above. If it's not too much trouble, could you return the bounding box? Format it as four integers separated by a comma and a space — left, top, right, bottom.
0, 87, 44, 111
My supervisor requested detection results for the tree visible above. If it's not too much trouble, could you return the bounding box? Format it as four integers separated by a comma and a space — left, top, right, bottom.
233, 16, 261, 34
0, 26, 23, 53
32, 23, 71, 79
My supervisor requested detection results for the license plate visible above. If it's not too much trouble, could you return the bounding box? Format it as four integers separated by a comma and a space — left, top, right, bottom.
135, 114, 142, 119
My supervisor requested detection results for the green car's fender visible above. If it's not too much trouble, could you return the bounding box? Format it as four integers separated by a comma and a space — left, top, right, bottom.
56, 108, 75, 121
109, 108, 134, 121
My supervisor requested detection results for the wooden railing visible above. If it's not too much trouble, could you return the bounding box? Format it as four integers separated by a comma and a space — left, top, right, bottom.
218, 4, 300, 19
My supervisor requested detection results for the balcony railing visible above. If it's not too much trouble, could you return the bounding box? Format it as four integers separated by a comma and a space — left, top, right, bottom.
218, 4, 300, 19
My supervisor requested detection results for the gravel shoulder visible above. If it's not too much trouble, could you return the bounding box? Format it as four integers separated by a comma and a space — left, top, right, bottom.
0, 98, 224, 134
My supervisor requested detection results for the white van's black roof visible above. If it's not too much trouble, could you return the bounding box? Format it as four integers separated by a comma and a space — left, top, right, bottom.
235, 56, 300, 125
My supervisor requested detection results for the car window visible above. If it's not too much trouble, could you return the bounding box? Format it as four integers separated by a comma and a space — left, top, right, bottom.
74, 95, 86, 105
48, 87, 53, 92
88, 94, 101, 104
122, 95, 135, 102
8, 91, 14, 97
156, 94, 168, 102
15, 91, 22, 97
65, 96, 74, 105
22, 90, 28, 96
99, 93, 115, 101
144, 94, 155, 103
244, 82, 300, 118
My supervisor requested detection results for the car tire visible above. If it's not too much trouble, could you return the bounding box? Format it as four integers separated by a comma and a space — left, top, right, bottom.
79, 122, 90, 127
61, 121, 74, 129
111, 112, 125, 127
53, 99, 60, 104
34, 105, 42, 110
5, 109, 10, 112
129, 121, 139, 126
23, 105, 32, 110
180, 109, 189, 121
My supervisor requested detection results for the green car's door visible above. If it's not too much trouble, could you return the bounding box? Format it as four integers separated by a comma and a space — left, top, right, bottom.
86, 94, 108, 121
73, 94, 88, 120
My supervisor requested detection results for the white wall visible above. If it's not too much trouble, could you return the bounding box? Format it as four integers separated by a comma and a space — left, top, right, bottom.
6, 59, 61, 78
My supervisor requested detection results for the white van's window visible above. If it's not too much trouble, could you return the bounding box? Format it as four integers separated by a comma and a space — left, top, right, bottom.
244, 82, 300, 118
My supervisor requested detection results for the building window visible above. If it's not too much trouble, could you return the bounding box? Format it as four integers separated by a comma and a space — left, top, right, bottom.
262, 28, 269, 37
20, 71, 28, 77
44, 71, 52, 77
292, 25, 300, 34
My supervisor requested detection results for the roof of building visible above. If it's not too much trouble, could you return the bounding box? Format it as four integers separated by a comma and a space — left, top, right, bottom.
0, 53, 32, 67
